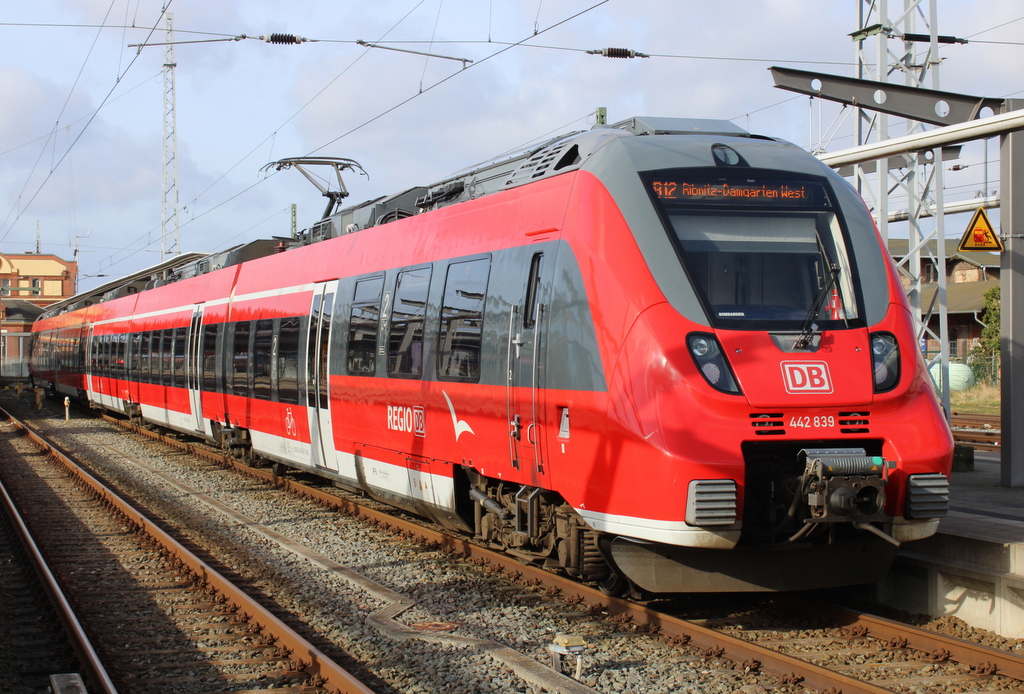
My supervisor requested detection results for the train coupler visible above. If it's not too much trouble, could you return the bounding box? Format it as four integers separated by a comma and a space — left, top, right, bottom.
798, 448, 888, 524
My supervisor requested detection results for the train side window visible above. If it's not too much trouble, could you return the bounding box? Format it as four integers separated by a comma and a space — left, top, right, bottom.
147, 331, 158, 383
438, 258, 489, 381
253, 319, 273, 400
117, 333, 128, 380
173, 326, 187, 388
102, 335, 109, 377
153, 330, 163, 385
202, 324, 219, 392
277, 316, 300, 404
130, 333, 142, 381
146, 331, 155, 383
388, 267, 431, 377
318, 298, 333, 407
101, 335, 111, 378
139, 333, 151, 384
232, 321, 251, 397
161, 329, 174, 386
347, 277, 384, 375
107, 335, 115, 378
523, 253, 543, 329
78, 331, 86, 375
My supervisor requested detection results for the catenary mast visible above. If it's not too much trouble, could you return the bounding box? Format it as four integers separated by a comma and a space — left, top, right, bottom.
853, 0, 950, 415
161, 13, 180, 259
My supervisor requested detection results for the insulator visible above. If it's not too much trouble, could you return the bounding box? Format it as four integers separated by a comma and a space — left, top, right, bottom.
586, 47, 649, 59
266, 33, 301, 44
603, 47, 633, 59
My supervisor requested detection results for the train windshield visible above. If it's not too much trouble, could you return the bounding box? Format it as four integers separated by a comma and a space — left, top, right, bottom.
643, 170, 860, 330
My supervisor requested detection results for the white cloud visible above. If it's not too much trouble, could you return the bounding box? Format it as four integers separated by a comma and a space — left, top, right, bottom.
0, 0, 1020, 288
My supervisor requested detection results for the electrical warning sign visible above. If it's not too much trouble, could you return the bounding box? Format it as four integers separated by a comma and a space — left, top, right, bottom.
958, 207, 1003, 252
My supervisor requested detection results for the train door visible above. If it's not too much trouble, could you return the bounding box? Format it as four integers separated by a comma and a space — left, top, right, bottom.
85, 326, 97, 398
307, 281, 340, 472
185, 304, 206, 433
507, 251, 548, 479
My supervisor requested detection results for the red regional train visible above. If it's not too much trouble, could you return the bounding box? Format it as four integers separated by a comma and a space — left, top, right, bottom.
30, 116, 953, 595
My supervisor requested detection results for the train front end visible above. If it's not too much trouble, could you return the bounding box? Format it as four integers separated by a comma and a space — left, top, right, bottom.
574, 120, 953, 593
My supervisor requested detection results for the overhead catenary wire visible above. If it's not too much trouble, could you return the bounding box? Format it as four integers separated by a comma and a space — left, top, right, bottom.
46, 6, 1024, 284
81, 1, 610, 283
77, 0, 435, 280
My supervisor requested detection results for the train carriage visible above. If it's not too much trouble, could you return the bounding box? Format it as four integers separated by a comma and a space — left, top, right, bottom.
30, 116, 953, 595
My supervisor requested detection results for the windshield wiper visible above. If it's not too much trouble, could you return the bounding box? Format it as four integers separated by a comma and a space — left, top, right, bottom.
794, 263, 840, 349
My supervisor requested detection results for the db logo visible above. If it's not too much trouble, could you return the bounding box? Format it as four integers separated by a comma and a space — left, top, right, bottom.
781, 361, 833, 394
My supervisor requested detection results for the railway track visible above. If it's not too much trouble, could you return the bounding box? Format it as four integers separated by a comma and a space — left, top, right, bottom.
86, 407, 1024, 694
8, 394, 1024, 694
0, 406, 371, 694
950, 412, 1001, 451
0, 474, 93, 692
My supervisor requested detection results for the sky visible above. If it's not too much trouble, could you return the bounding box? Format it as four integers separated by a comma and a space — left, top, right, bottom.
1, 0, 1022, 293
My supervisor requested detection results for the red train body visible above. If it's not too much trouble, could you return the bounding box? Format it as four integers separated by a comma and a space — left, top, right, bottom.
30, 117, 953, 594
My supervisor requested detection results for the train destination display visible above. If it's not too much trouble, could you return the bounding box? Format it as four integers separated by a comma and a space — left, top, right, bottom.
647, 176, 829, 207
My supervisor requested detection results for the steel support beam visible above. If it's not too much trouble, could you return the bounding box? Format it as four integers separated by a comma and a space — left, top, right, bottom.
818, 109, 1024, 167
1000, 99, 1024, 486
885, 195, 999, 223
771, 66, 1001, 127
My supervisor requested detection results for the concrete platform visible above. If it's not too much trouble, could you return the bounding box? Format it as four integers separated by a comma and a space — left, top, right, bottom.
880, 451, 1024, 637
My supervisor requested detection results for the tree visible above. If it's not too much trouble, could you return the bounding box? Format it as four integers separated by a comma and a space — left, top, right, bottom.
973, 286, 1001, 357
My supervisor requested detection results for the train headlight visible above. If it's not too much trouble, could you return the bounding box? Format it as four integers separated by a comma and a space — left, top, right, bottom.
687, 333, 741, 394
869, 331, 900, 393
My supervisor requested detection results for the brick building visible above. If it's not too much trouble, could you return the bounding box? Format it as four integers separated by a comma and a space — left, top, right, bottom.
886, 239, 1000, 360
0, 252, 78, 377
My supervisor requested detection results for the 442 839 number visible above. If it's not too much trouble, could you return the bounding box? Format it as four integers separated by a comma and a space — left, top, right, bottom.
790, 415, 835, 429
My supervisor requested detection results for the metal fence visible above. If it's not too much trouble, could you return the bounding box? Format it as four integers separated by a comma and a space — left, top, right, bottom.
1, 332, 31, 378
967, 353, 1001, 385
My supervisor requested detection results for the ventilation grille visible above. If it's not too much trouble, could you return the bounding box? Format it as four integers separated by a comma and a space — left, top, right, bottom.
750, 413, 785, 436
686, 480, 737, 526
505, 143, 570, 186
906, 473, 949, 519
310, 218, 334, 242
839, 411, 871, 434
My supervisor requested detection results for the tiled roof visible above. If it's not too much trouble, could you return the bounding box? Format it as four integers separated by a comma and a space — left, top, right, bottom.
917, 279, 999, 315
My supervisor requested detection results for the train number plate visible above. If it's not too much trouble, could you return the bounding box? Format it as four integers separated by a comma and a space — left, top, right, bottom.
789, 416, 835, 429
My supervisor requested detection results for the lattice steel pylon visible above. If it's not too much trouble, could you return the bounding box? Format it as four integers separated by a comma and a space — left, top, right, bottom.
161, 13, 180, 260
853, 0, 950, 415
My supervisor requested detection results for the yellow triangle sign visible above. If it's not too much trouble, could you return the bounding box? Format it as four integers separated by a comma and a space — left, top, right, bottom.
958, 207, 1003, 252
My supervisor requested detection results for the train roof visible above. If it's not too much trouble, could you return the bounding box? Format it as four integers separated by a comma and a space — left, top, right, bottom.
316, 116, 758, 241
41, 117, 771, 320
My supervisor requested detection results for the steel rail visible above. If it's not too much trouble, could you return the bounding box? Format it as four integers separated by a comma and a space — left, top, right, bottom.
774, 595, 1024, 680
0, 459, 118, 694
950, 412, 1001, 450
107, 415, 898, 694
109, 412, 1024, 690
10, 410, 373, 694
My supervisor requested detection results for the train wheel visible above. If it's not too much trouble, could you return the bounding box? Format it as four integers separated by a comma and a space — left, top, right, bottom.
597, 570, 630, 598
